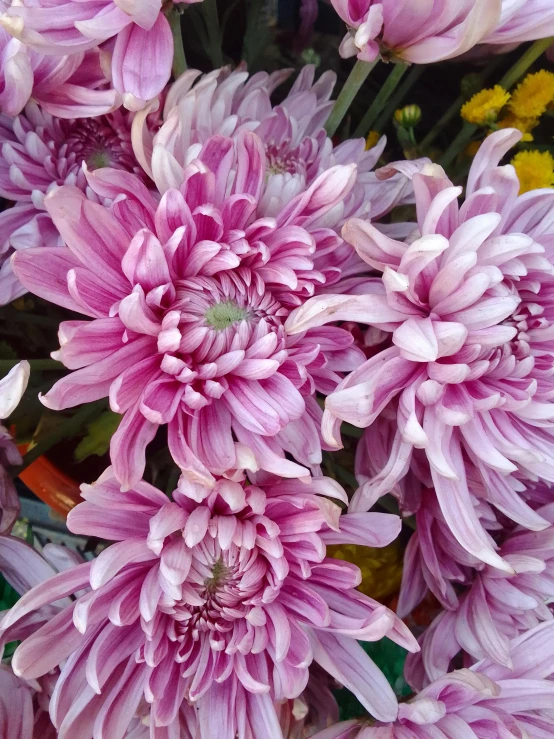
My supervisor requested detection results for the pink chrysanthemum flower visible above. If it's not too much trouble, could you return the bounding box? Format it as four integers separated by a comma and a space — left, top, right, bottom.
329, 0, 502, 64
286, 129, 554, 572
1, 471, 417, 737
1, 0, 200, 110
13, 132, 364, 488
0, 31, 119, 118
484, 0, 554, 45
0, 361, 29, 534
0, 101, 145, 304
400, 497, 554, 688
133, 65, 421, 240
310, 621, 554, 739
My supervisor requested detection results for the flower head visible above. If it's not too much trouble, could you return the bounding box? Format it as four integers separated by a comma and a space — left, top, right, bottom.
1, 1, 198, 110
0, 102, 145, 304
330, 0, 502, 64
484, 0, 554, 45
311, 621, 554, 738
0, 35, 119, 118
13, 132, 365, 488
1, 470, 417, 737
511, 149, 554, 194
0, 361, 29, 535
399, 489, 554, 687
509, 69, 554, 119
286, 129, 554, 571
460, 85, 510, 125
133, 65, 419, 237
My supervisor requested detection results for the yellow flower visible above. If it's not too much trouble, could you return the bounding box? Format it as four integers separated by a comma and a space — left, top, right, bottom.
510, 70, 554, 119
497, 113, 538, 142
511, 150, 554, 194
365, 130, 380, 150
461, 86, 510, 125
327, 539, 404, 601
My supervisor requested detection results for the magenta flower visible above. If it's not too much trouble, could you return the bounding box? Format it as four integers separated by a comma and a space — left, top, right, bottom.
0, 361, 29, 534
0, 34, 119, 118
13, 132, 364, 487
1, 471, 417, 736
1, 0, 199, 109
400, 497, 554, 688
329, 0, 502, 64
134, 65, 420, 236
311, 621, 554, 738
0, 102, 145, 304
286, 129, 554, 571
484, 0, 554, 45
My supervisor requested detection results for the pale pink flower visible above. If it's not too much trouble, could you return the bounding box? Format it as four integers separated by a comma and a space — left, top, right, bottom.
1, 0, 199, 110
400, 497, 554, 688
484, 0, 554, 45
13, 132, 364, 488
0, 101, 145, 304
133, 65, 420, 238
329, 0, 502, 64
0, 35, 119, 118
286, 129, 554, 572
0, 361, 29, 534
311, 621, 554, 739
0, 470, 417, 737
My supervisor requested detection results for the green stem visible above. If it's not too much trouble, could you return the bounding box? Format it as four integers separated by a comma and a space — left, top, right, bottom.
438, 120, 477, 168
16, 401, 107, 475
420, 57, 503, 150
168, 7, 186, 78
0, 359, 62, 372
374, 64, 424, 133
439, 38, 554, 168
498, 36, 554, 89
325, 59, 377, 138
202, 0, 223, 68
353, 62, 409, 138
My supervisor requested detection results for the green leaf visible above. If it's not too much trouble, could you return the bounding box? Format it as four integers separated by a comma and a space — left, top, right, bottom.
0, 574, 19, 612
74, 410, 121, 462
334, 638, 412, 721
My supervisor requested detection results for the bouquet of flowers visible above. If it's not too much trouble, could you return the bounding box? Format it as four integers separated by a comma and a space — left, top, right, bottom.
1, 0, 554, 736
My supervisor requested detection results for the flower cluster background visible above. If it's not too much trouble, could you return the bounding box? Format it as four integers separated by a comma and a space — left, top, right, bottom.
1, 0, 554, 737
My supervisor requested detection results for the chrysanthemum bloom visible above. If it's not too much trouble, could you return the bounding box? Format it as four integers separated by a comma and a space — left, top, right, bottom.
511, 150, 554, 194
1, 0, 200, 110
460, 85, 511, 125
0, 361, 29, 534
509, 70, 554, 119
13, 132, 365, 487
329, 0, 501, 64
483, 0, 554, 45
0, 29, 119, 118
0, 101, 145, 304
286, 128, 554, 571
399, 495, 554, 686
0, 535, 90, 739
1, 470, 417, 737
133, 65, 421, 249
310, 621, 554, 738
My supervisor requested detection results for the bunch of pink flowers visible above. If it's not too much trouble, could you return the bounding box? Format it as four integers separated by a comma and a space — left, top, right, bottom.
1, 0, 554, 736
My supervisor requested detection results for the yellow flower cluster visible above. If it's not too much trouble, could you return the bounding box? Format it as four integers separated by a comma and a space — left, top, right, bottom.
511, 150, 554, 194
510, 70, 554, 118
496, 70, 554, 142
461, 86, 510, 125
327, 539, 404, 601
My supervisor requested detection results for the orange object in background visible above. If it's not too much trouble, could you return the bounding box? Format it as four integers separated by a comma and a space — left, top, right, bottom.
17, 444, 82, 517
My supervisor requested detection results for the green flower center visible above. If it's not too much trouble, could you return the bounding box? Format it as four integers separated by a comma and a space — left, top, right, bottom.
205, 300, 250, 330
204, 558, 231, 594
87, 150, 112, 169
